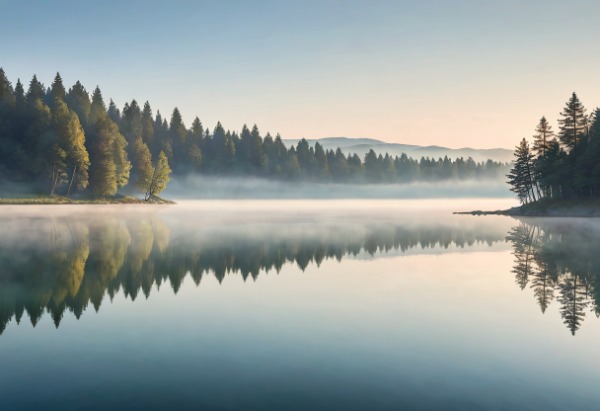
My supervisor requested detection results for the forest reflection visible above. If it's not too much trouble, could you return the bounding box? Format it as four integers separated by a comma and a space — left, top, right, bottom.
0, 212, 505, 335
507, 219, 600, 335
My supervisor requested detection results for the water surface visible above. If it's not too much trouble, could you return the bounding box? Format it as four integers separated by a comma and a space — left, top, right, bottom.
1, 199, 599, 410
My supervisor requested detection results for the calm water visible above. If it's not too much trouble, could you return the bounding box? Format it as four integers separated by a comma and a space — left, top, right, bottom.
1, 199, 599, 411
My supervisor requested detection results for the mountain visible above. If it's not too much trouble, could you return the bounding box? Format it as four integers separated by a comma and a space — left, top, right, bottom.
282, 137, 513, 163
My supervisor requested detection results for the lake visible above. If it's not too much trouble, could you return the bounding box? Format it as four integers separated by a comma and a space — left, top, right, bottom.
1, 199, 599, 410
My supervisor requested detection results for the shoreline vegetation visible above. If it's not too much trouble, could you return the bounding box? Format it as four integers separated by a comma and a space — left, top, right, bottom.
459, 92, 600, 218
0, 195, 174, 205
457, 199, 600, 217
0, 68, 508, 203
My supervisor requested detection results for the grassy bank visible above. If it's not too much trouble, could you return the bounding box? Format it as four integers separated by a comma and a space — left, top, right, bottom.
0, 195, 175, 205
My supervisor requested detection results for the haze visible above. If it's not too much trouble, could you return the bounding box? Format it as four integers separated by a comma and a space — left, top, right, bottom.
3, 0, 600, 148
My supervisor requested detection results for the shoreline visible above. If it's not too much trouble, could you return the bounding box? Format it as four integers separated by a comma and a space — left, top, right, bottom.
456, 199, 600, 217
0, 196, 175, 205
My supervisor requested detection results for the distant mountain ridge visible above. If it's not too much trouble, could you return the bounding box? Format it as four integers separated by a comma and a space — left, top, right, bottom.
282, 137, 513, 163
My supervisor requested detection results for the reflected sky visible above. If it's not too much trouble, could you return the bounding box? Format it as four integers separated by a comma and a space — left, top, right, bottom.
0, 199, 599, 410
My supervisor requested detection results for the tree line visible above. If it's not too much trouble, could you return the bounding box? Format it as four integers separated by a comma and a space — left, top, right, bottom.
508, 92, 600, 203
0, 69, 508, 197
0, 69, 172, 199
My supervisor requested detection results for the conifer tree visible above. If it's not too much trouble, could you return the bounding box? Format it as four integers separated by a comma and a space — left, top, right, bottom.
210, 122, 235, 172
169, 107, 187, 169
86, 87, 130, 196
0, 69, 17, 177
49, 72, 66, 105
150, 110, 166, 157
186, 117, 203, 171
0, 68, 15, 110
532, 116, 554, 157
141, 101, 154, 146
121, 99, 142, 144
107, 99, 121, 124
507, 138, 537, 204
314, 142, 329, 179
26, 75, 44, 104
558, 92, 587, 151
65, 81, 91, 127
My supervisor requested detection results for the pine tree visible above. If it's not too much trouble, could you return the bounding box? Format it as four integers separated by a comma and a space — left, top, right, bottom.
0, 68, 16, 177
141, 101, 154, 146
65, 81, 91, 127
121, 99, 142, 144
0, 68, 15, 110
49, 72, 66, 105
89, 87, 107, 126
558, 92, 587, 151
507, 138, 537, 204
532, 116, 554, 157
314, 141, 329, 179
364, 149, 381, 182
185, 117, 203, 171
210, 122, 235, 172
24, 95, 53, 178
26, 75, 44, 104
168, 107, 187, 171
86, 87, 130, 196
107, 99, 121, 124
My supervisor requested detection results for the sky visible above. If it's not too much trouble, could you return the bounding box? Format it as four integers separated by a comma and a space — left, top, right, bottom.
2, 0, 600, 149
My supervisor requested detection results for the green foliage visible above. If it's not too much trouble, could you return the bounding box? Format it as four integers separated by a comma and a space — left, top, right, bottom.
87, 116, 119, 196
532, 116, 554, 157
510, 92, 600, 204
0, 68, 510, 197
49, 72, 66, 104
507, 138, 537, 204
51, 99, 90, 194
130, 137, 154, 192
558, 92, 587, 151
144, 151, 172, 200
66, 81, 91, 127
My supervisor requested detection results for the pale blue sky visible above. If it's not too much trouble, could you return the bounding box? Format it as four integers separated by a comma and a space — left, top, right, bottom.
2, 0, 600, 148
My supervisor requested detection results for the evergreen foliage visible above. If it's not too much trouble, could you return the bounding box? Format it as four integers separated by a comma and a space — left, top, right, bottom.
508, 92, 600, 203
0, 69, 508, 197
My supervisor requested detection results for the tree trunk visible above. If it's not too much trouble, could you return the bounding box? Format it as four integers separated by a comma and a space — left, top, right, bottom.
66, 164, 77, 197
50, 164, 58, 196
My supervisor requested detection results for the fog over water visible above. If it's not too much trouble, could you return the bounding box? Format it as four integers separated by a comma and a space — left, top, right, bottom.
163, 176, 512, 199
2, 198, 600, 411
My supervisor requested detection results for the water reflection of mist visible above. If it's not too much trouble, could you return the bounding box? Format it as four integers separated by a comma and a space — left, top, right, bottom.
0, 206, 509, 334
507, 218, 600, 335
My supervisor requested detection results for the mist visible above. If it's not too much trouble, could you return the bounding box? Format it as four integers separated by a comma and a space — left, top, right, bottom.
164, 175, 512, 200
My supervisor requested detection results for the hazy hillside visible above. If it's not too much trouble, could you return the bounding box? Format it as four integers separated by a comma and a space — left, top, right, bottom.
283, 137, 513, 163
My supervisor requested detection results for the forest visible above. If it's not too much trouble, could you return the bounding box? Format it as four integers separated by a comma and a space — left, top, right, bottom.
508, 92, 600, 203
0, 69, 508, 198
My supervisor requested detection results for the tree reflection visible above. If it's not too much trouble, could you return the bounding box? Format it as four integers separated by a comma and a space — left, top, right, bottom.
507, 219, 600, 335
0, 214, 504, 335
